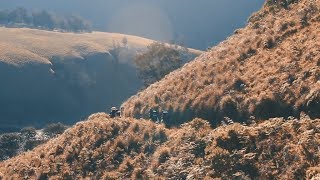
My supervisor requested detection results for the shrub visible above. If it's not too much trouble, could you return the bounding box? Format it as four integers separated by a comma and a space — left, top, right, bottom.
192, 140, 206, 158
43, 122, 67, 137
304, 89, 320, 118
20, 126, 37, 138
216, 130, 243, 152
233, 79, 247, 91
131, 168, 145, 179
152, 129, 168, 143
263, 37, 275, 49
24, 139, 44, 151
0, 133, 22, 160
158, 148, 170, 164
219, 96, 239, 120
134, 42, 182, 87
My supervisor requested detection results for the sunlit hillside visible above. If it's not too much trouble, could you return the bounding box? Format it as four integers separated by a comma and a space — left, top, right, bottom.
1, 114, 320, 179
122, 0, 320, 126
0, 27, 202, 66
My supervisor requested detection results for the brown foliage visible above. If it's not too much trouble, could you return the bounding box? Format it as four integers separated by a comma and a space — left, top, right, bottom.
122, 0, 320, 126
1, 115, 319, 179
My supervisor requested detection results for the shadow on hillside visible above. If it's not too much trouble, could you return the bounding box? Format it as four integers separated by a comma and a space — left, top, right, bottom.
152, 97, 319, 128
0, 53, 142, 132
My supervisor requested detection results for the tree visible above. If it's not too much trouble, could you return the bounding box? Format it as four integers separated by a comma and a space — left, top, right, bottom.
66, 15, 91, 32
43, 122, 67, 137
7, 7, 31, 24
0, 8, 92, 32
122, 37, 128, 47
134, 42, 182, 87
0, 10, 8, 24
0, 133, 22, 160
32, 10, 55, 29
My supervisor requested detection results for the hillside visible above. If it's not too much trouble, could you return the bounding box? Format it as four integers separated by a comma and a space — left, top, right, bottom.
0, 27, 202, 132
122, 0, 320, 126
0, 27, 201, 66
0, 114, 320, 179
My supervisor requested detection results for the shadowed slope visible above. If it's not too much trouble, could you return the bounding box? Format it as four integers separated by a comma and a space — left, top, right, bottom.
0, 28, 203, 132
122, 0, 320, 125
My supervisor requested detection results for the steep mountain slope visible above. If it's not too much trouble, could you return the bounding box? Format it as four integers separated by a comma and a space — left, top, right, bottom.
122, 0, 320, 126
1, 114, 320, 179
0, 27, 202, 132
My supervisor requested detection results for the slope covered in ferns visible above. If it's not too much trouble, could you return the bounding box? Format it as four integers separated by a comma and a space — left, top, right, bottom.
122, 0, 320, 126
1, 114, 320, 179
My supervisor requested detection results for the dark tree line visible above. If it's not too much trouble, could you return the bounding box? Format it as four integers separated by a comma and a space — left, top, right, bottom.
0, 7, 91, 32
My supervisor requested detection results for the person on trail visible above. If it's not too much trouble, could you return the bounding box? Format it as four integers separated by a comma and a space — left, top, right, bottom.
110, 107, 118, 118
149, 109, 159, 122
116, 110, 121, 117
149, 109, 153, 119
120, 107, 124, 117
162, 110, 169, 124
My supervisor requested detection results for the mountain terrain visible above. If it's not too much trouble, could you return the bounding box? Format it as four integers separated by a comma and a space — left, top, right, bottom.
0, 114, 320, 179
122, 0, 320, 126
0, 0, 320, 179
0, 0, 264, 50
0, 27, 202, 132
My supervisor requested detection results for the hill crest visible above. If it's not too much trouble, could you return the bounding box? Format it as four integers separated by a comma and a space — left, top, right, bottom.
122, 0, 320, 125
0, 27, 203, 66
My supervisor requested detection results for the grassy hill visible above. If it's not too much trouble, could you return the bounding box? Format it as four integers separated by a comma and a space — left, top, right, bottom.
0, 27, 202, 132
0, 27, 202, 66
122, 0, 320, 126
1, 1, 320, 178
1, 114, 320, 179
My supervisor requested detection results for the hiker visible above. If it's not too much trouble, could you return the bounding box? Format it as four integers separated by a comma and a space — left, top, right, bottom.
116, 110, 121, 117
223, 117, 234, 125
149, 109, 159, 122
162, 110, 169, 124
109, 107, 118, 118
120, 107, 125, 117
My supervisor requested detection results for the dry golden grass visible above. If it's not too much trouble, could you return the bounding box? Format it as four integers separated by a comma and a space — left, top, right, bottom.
1, 113, 320, 179
122, 0, 320, 125
0, 27, 202, 66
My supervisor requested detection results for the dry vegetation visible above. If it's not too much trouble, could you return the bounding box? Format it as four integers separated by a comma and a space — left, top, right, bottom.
1, 0, 319, 179
1, 113, 320, 179
122, 0, 320, 126
0, 27, 203, 66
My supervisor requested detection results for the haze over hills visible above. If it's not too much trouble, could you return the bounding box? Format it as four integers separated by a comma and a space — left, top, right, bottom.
0, 27, 202, 132
122, 0, 320, 126
0, 0, 264, 49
